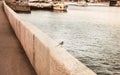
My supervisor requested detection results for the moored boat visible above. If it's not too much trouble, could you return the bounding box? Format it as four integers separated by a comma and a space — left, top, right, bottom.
6, 1, 31, 13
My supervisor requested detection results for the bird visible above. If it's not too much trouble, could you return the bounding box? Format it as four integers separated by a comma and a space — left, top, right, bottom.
56, 41, 64, 47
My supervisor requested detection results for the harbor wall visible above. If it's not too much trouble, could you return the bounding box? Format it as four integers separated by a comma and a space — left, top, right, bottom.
3, 2, 96, 75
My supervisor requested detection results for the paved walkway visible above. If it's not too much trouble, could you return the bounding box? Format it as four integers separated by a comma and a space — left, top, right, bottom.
0, 2, 37, 75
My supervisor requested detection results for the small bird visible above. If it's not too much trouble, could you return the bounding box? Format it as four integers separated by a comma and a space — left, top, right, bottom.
56, 41, 64, 47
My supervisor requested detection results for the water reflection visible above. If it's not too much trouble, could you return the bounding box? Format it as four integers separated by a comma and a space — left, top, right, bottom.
18, 6, 120, 75
52, 10, 67, 12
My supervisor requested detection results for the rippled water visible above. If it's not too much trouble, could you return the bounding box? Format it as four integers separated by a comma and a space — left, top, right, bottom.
18, 6, 120, 75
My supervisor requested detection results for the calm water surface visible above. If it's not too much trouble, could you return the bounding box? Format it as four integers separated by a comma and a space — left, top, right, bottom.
18, 6, 120, 75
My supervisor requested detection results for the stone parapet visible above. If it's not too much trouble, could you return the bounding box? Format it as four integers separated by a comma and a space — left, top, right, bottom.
3, 1, 96, 75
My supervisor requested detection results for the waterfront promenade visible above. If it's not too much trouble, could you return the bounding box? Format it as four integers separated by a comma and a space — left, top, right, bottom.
0, 2, 36, 75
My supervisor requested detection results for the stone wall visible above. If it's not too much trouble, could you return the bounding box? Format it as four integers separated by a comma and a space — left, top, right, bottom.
3, 2, 96, 75
5, 0, 15, 3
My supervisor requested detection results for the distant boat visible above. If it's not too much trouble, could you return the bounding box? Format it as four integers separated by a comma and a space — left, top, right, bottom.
76, 0, 88, 7
53, 2, 68, 11
28, 1, 53, 10
28, 0, 68, 10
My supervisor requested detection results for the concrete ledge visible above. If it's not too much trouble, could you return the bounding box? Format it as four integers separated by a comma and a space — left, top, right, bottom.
3, 1, 96, 75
